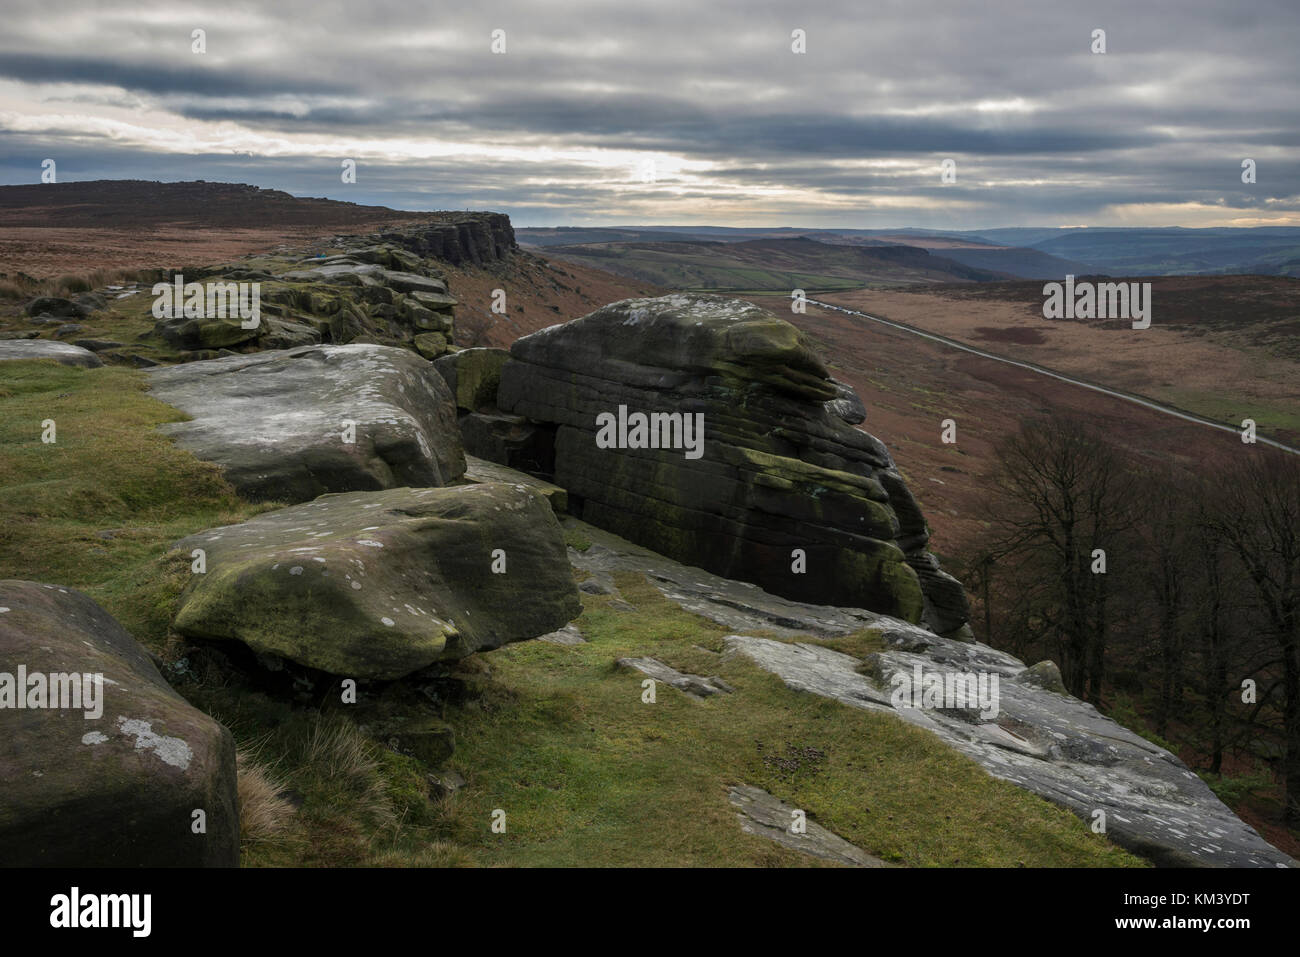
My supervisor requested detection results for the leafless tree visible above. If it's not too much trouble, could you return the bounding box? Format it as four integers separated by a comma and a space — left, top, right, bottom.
1203, 451, 1300, 822
984, 415, 1139, 704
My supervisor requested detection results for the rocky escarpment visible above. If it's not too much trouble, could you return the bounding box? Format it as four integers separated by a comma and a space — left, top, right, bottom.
367, 214, 517, 266
149, 239, 461, 358
0, 581, 239, 866
470, 294, 969, 635
137, 213, 515, 362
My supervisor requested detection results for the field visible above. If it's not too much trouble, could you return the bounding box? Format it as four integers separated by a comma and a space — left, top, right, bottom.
539, 237, 1004, 294
815, 277, 1300, 442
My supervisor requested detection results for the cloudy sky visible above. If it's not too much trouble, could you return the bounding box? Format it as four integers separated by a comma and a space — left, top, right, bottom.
1, 0, 1296, 227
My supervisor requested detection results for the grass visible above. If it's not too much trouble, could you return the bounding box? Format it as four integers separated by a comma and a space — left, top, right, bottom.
0, 358, 1145, 868
0, 267, 166, 301
0, 278, 208, 374
0, 360, 271, 648
1156, 386, 1300, 437
433, 571, 1145, 867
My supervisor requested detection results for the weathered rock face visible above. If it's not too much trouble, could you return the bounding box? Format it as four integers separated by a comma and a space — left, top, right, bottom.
148, 344, 465, 503
434, 347, 510, 413
562, 516, 1298, 869
153, 237, 461, 358
0, 581, 239, 867
170, 484, 582, 680
496, 294, 969, 633
0, 339, 103, 368
372, 214, 516, 266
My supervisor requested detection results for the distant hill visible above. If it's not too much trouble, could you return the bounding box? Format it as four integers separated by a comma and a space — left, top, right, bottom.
0, 180, 428, 230
540, 236, 1009, 292
517, 226, 722, 246
904, 244, 1097, 280
525, 224, 1300, 279
963, 226, 1300, 277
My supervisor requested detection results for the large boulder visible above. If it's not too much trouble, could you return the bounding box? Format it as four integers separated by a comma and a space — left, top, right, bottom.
170, 484, 582, 679
0, 339, 103, 368
25, 296, 90, 319
496, 294, 969, 633
0, 581, 239, 866
148, 344, 465, 503
434, 347, 509, 412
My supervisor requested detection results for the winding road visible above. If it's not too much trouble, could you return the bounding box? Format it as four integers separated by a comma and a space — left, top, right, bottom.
806, 298, 1300, 457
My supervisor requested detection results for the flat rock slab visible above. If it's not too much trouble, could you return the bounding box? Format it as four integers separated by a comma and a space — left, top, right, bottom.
729, 785, 888, 867
0, 580, 238, 866
616, 656, 732, 698
538, 624, 586, 646
148, 344, 465, 503
0, 339, 102, 368
462, 455, 567, 513
171, 484, 582, 680
722, 638, 895, 712
723, 634, 1295, 868
561, 516, 1296, 869
565, 517, 896, 638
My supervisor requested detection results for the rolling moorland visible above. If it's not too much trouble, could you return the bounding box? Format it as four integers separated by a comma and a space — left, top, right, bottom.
1, 181, 1297, 866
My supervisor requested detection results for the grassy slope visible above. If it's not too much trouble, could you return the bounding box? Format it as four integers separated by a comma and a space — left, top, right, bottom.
0, 359, 1143, 867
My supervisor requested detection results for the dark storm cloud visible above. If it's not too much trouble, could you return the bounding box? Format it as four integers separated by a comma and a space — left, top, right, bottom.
1, 0, 1297, 225
0, 52, 350, 97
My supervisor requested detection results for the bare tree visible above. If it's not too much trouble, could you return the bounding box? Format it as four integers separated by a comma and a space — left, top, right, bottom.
984, 415, 1139, 704
1204, 451, 1300, 822
1136, 472, 1190, 738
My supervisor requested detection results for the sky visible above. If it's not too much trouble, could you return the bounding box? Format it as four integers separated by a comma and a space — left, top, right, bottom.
1, 0, 1297, 228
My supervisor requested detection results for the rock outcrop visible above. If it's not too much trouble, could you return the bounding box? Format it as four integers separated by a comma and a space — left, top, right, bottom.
370, 214, 516, 266
0, 581, 239, 866
169, 484, 581, 680
0, 339, 103, 368
493, 294, 968, 634
153, 237, 462, 358
148, 344, 465, 503
435, 347, 510, 413
615, 657, 732, 699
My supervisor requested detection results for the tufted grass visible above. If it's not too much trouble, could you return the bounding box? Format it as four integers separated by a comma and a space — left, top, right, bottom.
430, 570, 1145, 868
0, 360, 270, 649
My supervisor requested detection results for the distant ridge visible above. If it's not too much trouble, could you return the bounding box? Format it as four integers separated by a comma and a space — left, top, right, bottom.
0, 180, 429, 229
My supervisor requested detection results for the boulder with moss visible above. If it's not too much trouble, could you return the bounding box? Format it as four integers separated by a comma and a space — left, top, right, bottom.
0, 580, 239, 866
496, 294, 968, 633
434, 347, 510, 412
148, 344, 465, 503
169, 484, 582, 679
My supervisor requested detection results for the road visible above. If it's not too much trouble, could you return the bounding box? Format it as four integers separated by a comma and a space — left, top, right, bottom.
806, 298, 1300, 457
